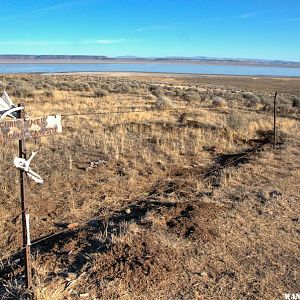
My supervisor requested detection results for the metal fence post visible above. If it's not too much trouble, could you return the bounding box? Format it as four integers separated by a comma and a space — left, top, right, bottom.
18, 104, 32, 289
273, 92, 278, 149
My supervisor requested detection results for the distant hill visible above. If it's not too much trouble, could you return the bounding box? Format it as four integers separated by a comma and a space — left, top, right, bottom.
0, 55, 109, 60
0, 55, 299, 67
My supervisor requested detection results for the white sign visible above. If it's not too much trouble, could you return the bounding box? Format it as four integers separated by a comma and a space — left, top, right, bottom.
0, 115, 62, 143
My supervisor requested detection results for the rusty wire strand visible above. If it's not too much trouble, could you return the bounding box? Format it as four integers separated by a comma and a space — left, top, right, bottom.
0, 141, 273, 263
0, 100, 295, 264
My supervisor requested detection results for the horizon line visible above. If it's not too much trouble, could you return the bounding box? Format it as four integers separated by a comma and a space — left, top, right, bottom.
0, 54, 300, 64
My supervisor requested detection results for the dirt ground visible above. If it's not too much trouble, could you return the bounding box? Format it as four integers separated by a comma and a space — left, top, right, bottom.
0, 74, 299, 299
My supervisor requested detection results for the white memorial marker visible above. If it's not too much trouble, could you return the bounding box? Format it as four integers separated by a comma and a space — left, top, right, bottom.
0, 91, 63, 289
14, 149, 44, 184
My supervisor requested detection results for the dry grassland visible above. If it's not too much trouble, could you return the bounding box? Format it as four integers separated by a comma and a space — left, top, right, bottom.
0, 74, 299, 299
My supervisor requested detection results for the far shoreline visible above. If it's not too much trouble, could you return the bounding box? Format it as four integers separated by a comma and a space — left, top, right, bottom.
40, 71, 300, 79
3, 70, 300, 80
1, 59, 300, 69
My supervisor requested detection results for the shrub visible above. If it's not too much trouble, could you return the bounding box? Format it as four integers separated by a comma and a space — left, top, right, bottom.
82, 83, 92, 92
113, 83, 131, 94
175, 90, 184, 97
227, 112, 245, 131
56, 82, 72, 91
277, 104, 293, 115
69, 82, 88, 92
164, 90, 177, 97
100, 83, 113, 92
245, 99, 260, 108
242, 92, 261, 108
230, 91, 243, 101
155, 95, 173, 110
145, 94, 157, 101
260, 96, 272, 109
212, 96, 226, 108
130, 86, 145, 94
94, 89, 109, 98
44, 90, 54, 98
291, 96, 300, 107
43, 83, 54, 90
11, 85, 35, 98
149, 85, 163, 97
178, 113, 188, 123
183, 91, 201, 101
205, 90, 214, 100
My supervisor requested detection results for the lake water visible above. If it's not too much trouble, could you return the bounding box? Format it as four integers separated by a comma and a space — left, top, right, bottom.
1, 63, 300, 77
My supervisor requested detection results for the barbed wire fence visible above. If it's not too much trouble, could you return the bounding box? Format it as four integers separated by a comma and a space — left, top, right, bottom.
0, 92, 297, 288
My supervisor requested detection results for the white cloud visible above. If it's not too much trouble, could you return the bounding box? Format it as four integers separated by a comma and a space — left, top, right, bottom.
36, 1, 85, 13
240, 13, 255, 19
240, 11, 268, 19
95, 39, 125, 44
0, 0, 88, 22
134, 25, 176, 32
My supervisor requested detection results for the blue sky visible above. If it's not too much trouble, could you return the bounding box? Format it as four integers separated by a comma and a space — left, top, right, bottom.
0, 0, 300, 61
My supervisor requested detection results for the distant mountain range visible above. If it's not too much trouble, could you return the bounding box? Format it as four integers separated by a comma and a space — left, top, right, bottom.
1, 55, 299, 67
0, 55, 109, 60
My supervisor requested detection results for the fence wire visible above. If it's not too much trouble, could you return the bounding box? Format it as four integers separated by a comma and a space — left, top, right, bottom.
0, 98, 298, 273
0, 142, 273, 263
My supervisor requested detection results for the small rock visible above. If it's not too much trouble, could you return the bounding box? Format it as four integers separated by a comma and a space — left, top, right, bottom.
80, 293, 90, 298
66, 272, 77, 280
67, 223, 79, 229
200, 271, 209, 278
125, 208, 131, 214
257, 191, 267, 204
269, 190, 282, 199
13, 259, 20, 264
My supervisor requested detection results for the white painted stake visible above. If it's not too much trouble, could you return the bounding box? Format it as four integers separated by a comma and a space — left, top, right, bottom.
25, 213, 31, 246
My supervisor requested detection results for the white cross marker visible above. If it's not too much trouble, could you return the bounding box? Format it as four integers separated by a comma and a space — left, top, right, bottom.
14, 150, 44, 184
